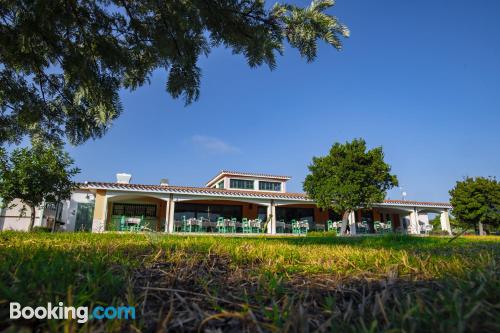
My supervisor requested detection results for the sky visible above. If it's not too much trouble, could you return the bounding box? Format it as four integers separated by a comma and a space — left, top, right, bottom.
66, 0, 500, 202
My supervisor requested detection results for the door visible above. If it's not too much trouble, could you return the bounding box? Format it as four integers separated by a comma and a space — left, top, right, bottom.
75, 203, 94, 232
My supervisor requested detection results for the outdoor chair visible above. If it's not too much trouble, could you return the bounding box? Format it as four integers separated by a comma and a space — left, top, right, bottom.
216, 217, 226, 233
197, 217, 208, 232
252, 218, 262, 233
336, 221, 344, 234
276, 220, 285, 233
374, 221, 383, 234
242, 218, 251, 233
118, 216, 126, 231
425, 224, 433, 235
292, 220, 301, 234
327, 220, 334, 232
118, 216, 133, 231
357, 221, 369, 234
299, 220, 309, 234
129, 216, 146, 232
181, 216, 188, 232
384, 221, 393, 233
229, 218, 237, 233
186, 218, 201, 232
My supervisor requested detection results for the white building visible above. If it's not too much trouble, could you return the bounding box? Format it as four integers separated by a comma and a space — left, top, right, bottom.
1, 170, 452, 235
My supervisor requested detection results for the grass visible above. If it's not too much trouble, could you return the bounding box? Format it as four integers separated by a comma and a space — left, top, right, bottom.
0, 232, 499, 332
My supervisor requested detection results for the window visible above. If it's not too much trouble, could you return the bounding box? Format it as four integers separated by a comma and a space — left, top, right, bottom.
257, 206, 268, 221
276, 207, 314, 224
229, 179, 254, 189
218, 180, 224, 189
174, 203, 242, 222
112, 203, 157, 217
259, 181, 281, 191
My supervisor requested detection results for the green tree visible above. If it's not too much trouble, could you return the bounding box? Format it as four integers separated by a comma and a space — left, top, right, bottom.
0, 0, 349, 145
449, 177, 500, 235
0, 144, 80, 231
429, 214, 462, 232
303, 139, 398, 232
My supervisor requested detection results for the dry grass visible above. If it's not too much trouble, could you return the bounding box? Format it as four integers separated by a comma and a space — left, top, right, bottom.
0, 232, 499, 332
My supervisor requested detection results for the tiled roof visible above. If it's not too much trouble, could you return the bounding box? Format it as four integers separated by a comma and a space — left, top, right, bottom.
382, 199, 452, 208
206, 170, 291, 186
78, 181, 452, 209
80, 182, 305, 200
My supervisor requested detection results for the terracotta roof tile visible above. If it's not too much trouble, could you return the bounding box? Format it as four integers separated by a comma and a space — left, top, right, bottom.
80, 182, 305, 200
78, 181, 452, 208
205, 170, 291, 186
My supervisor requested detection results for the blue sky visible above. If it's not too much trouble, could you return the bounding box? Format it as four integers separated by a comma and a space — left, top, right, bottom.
67, 0, 500, 202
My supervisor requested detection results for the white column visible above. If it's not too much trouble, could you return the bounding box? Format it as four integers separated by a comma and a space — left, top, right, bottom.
409, 209, 420, 235
267, 201, 276, 234
348, 210, 357, 235
92, 194, 108, 233
36, 202, 45, 227
164, 198, 170, 233
440, 210, 452, 235
167, 198, 175, 233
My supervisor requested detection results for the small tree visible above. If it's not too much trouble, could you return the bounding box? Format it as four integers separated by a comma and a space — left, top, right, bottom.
303, 139, 398, 233
0, 144, 80, 231
449, 177, 500, 235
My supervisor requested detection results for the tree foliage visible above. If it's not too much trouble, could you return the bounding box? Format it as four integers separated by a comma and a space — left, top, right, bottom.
449, 177, 500, 231
0, 0, 349, 145
0, 143, 80, 231
303, 138, 399, 215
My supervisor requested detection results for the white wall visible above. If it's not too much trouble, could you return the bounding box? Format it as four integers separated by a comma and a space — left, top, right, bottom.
223, 176, 286, 193
0, 199, 43, 231
418, 213, 430, 228
63, 191, 95, 232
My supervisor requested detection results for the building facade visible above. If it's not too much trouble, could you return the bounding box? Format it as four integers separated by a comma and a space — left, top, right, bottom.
0, 170, 453, 234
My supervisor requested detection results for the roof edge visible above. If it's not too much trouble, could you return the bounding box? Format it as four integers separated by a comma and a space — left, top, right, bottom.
78, 181, 452, 208
205, 170, 292, 187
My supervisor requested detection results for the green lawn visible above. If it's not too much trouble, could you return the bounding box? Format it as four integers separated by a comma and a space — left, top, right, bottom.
0, 232, 499, 332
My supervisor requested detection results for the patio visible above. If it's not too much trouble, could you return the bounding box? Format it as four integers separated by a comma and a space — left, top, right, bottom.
98, 195, 446, 236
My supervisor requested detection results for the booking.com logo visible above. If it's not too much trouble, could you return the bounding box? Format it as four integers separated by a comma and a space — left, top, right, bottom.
10, 302, 136, 323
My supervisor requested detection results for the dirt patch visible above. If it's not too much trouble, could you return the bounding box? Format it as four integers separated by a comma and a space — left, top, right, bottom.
130, 254, 462, 333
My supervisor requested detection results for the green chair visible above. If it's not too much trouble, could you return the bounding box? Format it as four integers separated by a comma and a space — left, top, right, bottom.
181, 216, 188, 232
216, 217, 226, 233
186, 217, 194, 232
187, 218, 201, 232
327, 220, 334, 232
130, 216, 146, 232
336, 221, 343, 234
299, 220, 309, 235
252, 218, 262, 233
119, 216, 128, 231
356, 221, 368, 234
385, 220, 392, 233
292, 219, 300, 234
242, 218, 251, 233
374, 221, 382, 233
229, 218, 237, 233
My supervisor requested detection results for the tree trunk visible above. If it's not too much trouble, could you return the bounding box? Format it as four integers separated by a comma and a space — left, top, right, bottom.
28, 205, 36, 231
340, 211, 349, 235
478, 222, 484, 236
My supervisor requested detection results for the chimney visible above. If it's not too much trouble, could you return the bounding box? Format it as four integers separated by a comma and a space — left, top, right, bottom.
116, 173, 132, 184
160, 178, 169, 186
